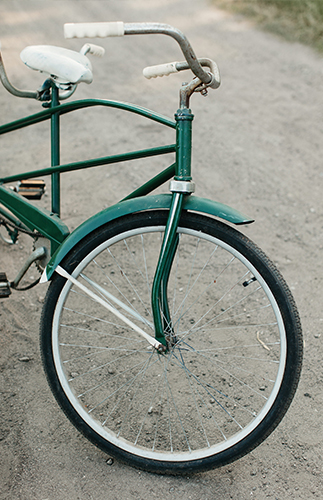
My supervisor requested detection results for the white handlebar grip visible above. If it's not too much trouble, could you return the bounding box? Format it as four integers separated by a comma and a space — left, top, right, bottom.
64, 22, 124, 39
80, 43, 105, 57
143, 62, 179, 79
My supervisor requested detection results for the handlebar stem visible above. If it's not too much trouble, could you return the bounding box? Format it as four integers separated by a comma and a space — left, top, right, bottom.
179, 77, 206, 108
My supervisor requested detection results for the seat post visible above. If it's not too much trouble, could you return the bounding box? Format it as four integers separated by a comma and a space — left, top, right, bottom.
50, 84, 61, 216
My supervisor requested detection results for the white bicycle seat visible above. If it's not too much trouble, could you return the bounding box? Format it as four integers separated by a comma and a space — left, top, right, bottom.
20, 45, 93, 85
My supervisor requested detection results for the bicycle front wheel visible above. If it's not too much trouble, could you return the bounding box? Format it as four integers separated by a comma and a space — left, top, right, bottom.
40, 211, 302, 474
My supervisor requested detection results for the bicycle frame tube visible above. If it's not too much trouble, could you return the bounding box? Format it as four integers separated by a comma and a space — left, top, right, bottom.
0, 184, 69, 252
174, 108, 193, 180
0, 95, 177, 254
51, 85, 61, 215
0, 98, 176, 137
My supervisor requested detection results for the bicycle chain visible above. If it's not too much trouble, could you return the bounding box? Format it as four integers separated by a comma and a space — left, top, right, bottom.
0, 215, 43, 239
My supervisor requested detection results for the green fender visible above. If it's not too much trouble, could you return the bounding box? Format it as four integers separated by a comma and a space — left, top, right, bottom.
41, 194, 253, 282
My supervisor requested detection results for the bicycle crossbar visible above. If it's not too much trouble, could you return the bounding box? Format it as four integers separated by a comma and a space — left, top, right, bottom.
0, 98, 176, 136
0, 145, 176, 184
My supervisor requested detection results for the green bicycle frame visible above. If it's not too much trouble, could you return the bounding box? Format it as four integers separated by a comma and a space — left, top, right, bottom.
0, 85, 177, 253
0, 83, 252, 347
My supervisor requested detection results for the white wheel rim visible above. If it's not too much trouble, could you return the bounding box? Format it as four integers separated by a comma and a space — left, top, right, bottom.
51, 225, 287, 462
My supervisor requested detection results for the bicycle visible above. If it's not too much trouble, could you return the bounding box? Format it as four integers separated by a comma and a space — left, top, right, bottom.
0, 22, 302, 474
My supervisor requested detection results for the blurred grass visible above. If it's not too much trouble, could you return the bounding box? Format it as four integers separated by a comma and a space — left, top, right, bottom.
213, 0, 323, 51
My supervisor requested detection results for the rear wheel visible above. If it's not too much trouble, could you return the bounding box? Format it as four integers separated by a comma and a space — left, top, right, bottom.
40, 211, 302, 474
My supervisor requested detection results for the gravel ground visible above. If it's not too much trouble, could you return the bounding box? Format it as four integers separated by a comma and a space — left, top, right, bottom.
0, 1, 322, 498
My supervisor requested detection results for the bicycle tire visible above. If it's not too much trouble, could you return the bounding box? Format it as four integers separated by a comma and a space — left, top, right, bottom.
40, 210, 302, 474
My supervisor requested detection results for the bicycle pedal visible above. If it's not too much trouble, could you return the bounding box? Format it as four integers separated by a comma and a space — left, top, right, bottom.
15, 179, 46, 200
0, 272, 11, 298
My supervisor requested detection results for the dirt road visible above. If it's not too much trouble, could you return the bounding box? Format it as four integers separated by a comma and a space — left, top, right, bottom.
0, 0, 322, 498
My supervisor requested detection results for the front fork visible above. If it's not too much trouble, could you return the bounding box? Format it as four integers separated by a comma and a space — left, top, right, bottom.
151, 192, 183, 347
151, 105, 195, 349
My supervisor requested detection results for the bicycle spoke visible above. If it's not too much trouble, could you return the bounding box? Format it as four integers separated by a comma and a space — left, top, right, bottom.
106, 247, 153, 320
170, 350, 244, 430
102, 353, 156, 428
81, 272, 154, 329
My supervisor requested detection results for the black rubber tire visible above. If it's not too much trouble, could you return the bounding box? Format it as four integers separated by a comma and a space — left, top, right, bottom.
40, 211, 302, 474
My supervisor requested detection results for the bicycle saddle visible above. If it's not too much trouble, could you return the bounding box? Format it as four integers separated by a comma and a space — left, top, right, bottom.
20, 45, 93, 85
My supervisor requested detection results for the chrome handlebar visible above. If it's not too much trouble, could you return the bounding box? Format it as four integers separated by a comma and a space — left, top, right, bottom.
64, 22, 221, 89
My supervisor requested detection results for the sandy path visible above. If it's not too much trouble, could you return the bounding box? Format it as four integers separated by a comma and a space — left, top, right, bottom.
0, 0, 322, 498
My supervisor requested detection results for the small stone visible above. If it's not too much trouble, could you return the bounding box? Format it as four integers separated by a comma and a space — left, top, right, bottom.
18, 356, 30, 362
106, 458, 114, 465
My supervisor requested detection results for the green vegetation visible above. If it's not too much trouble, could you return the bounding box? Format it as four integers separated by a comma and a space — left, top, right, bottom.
213, 0, 323, 51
